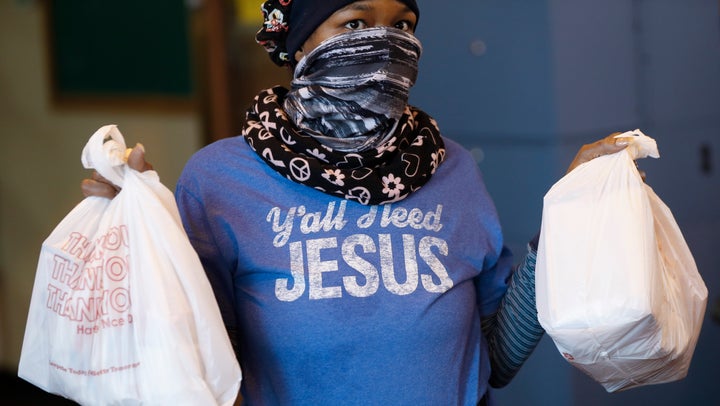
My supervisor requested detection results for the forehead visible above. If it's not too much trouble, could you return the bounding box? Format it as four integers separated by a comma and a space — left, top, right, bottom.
335, 0, 416, 15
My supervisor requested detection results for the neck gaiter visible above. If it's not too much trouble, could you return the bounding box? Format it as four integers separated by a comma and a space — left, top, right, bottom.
284, 27, 422, 152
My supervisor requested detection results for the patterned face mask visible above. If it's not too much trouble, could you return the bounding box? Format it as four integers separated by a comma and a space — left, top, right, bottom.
283, 27, 422, 152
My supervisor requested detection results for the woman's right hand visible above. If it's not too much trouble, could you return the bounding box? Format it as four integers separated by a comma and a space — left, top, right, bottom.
80, 143, 153, 198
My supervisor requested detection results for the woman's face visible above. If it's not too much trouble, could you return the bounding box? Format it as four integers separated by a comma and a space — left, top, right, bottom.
294, 0, 418, 62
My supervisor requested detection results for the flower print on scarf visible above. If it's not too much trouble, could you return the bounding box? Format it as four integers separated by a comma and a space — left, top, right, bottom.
322, 169, 346, 187
382, 173, 405, 200
376, 136, 399, 156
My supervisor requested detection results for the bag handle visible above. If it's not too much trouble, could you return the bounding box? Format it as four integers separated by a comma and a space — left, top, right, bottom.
615, 129, 660, 160
81, 125, 128, 188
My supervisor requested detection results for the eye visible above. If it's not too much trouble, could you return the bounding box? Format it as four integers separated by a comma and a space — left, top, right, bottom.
344, 19, 367, 30
394, 20, 415, 32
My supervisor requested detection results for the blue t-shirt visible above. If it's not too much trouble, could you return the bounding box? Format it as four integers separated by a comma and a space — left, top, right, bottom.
175, 136, 513, 405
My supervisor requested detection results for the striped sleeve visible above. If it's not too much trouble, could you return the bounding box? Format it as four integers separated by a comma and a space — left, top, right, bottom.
481, 245, 545, 388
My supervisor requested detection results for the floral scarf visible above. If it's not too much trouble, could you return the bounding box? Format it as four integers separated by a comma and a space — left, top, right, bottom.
242, 87, 446, 205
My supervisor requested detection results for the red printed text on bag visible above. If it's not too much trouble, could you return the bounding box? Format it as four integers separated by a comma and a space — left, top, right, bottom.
45, 225, 133, 333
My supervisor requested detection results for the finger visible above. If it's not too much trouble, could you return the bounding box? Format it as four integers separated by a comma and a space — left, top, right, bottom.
588, 133, 631, 158
127, 143, 153, 172
635, 160, 648, 183
81, 179, 118, 199
604, 133, 634, 154
567, 133, 632, 173
91, 170, 115, 185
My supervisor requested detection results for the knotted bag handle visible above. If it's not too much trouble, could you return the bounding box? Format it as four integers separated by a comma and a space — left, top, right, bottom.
81, 124, 128, 188
616, 129, 660, 160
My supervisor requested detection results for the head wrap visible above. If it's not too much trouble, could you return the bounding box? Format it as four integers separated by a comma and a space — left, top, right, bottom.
255, 0, 420, 67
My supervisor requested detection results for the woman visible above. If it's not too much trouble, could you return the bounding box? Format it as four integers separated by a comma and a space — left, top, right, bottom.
83, 1, 632, 404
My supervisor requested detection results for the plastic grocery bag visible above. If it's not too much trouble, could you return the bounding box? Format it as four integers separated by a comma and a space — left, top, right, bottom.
18, 125, 242, 405
536, 129, 707, 392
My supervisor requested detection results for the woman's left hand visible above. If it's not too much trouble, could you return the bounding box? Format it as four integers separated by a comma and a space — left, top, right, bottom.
566, 132, 636, 173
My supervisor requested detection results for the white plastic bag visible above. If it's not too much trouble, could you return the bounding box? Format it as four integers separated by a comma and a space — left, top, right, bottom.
536, 130, 707, 392
19, 125, 242, 405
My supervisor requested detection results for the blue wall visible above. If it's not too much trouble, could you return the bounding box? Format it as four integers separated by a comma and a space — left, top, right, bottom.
411, 1, 720, 405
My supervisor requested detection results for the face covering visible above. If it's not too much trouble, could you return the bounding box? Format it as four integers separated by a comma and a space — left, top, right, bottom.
283, 26, 422, 152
